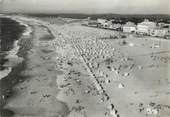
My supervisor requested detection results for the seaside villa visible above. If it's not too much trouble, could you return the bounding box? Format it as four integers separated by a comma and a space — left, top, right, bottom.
123, 22, 136, 33
137, 19, 157, 35
149, 28, 169, 37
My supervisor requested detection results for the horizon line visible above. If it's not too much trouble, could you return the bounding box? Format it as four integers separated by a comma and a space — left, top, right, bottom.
0, 12, 170, 16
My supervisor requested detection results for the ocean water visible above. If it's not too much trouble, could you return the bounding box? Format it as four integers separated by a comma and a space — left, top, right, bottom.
0, 18, 25, 50
0, 17, 28, 117
0, 17, 26, 78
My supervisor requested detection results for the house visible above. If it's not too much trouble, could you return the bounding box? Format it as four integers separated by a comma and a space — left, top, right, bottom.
164, 33, 170, 39
97, 18, 108, 28
164, 24, 170, 29
123, 22, 136, 33
97, 19, 108, 25
98, 19, 122, 30
112, 24, 122, 30
158, 23, 166, 28
137, 19, 157, 35
103, 20, 114, 29
158, 23, 170, 29
149, 28, 169, 37
82, 19, 100, 27
87, 20, 100, 27
81, 20, 89, 26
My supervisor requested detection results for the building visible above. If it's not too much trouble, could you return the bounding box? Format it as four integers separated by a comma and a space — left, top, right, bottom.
81, 20, 89, 26
158, 23, 166, 28
97, 19, 108, 28
108, 23, 122, 30
137, 19, 157, 35
97, 19, 108, 25
113, 24, 122, 30
123, 22, 136, 33
149, 28, 169, 37
82, 19, 99, 27
158, 23, 170, 29
87, 20, 100, 27
164, 24, 170, 29
103, 20, 114, 29
104, 20, 121, 30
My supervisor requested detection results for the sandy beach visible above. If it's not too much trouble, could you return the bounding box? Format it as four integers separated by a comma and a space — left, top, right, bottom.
1, 15, 170, 117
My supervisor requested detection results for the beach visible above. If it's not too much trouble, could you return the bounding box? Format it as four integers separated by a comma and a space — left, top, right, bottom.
1, 15, 71, 117
0, 15, 170, 117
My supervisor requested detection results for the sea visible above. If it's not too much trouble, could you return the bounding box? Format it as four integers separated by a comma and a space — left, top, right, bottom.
0, 17, 29, 117
0, 17, 26, 79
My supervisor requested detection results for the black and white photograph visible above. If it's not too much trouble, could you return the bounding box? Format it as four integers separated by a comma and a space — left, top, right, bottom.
0, 0, 170, 117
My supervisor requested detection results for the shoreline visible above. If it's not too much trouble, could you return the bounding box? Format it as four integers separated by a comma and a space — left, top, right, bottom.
0, 17, 33, 117
1, 40, 21, 80
1, 16, 71, 117
0, 16, 32, 80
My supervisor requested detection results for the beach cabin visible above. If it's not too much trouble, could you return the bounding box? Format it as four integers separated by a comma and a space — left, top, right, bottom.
123, 22, 136, 33
137, 19, 157, 35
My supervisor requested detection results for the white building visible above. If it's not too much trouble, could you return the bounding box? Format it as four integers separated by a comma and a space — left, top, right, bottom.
82, 20, 99, 27
149, 28, 169, 37
97, 19, 108, 25
97, 18, 108, 28
123, 22, 136, 33
104, 20, 113, 29
137, 19, 157, 35
108, 23, 122, 30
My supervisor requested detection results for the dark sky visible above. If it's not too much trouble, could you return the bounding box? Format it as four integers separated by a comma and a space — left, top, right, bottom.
0, 0, 169, 14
